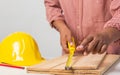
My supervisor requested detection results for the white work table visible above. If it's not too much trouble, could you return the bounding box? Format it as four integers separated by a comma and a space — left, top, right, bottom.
0, 60, 120, 75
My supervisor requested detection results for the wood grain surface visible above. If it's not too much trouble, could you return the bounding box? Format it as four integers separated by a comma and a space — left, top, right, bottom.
27, 54, 120, 75
72, 53, 106, 70
74, 54, 120, 75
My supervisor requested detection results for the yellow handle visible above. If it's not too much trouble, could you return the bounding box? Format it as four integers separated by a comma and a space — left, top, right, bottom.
68, 38, 75, 54
66, 38, 75, 67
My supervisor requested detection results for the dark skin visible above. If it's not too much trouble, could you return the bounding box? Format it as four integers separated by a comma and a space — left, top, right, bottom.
53, 20, 120, 55
76, 27, 120, 55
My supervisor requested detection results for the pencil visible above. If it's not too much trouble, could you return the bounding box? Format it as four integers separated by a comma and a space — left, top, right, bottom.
0, 63, 25, 69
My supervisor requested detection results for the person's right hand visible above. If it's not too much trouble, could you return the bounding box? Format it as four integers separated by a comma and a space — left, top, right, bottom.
52, 20, 72, 53
59, 25, 72, 53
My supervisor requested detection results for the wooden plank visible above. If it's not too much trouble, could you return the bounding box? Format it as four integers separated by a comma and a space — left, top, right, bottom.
27, 55, 68, 72
27, 55, 79, 74
27, 53, 106, 74
27, 53, 105, 72
72, 53, 106, 70
74, 54, 120, 75
27, 70, 96, 75
27, 54, 119, 75
49, 53, 106, 72
49, 55, 81, 72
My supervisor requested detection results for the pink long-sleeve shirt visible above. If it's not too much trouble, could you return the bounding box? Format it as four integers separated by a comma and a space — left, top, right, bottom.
44, 0, 120, 54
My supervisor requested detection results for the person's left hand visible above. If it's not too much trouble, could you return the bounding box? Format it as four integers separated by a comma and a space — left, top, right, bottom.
76, 27, 120, 55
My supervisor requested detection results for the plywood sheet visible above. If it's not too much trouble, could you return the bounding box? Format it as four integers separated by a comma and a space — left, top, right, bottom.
27, 54, 120, 75
27, 53, 105, 72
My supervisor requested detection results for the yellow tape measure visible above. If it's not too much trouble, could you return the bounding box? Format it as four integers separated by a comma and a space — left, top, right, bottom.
65, 38, 75, 70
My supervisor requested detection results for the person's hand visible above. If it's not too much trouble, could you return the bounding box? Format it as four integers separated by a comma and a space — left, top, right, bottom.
52, 20, 72, 53
76, 27, 120, 55
59, 25, 72, 53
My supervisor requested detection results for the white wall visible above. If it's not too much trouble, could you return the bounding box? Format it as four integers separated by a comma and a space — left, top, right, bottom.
0, 0, 62, 59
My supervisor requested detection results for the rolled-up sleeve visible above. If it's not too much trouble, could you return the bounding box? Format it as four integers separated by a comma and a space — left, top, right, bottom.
104, 0, 120, 30
44, 0, 65, 25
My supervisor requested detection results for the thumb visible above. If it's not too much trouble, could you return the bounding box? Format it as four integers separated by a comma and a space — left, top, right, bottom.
67, 36, 75, 47
67, 35, 72, 43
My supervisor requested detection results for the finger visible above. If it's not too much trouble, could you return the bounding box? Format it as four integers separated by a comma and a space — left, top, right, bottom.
62, 43, 69, 53
87, 39, 99, 54
67, 37, 74, 47
76, 36, 93, 51
67, 35, 72, 43
76, 45, 84, 51
99, 44, 108, 54
83, 51, 88, 56
61, 38, 69, 53
94, 40, 103, 54
85, 47, 91, 55
81, 36, 93, 46
83, 46, 89, 55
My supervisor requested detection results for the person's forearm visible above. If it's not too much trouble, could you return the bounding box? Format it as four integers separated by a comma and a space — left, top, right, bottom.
52, 20, 68, 32
103, 27, 120, 42
52, 20, 72, 53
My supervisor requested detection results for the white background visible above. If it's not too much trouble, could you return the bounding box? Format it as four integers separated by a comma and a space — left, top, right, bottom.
0, 0, 62, 59
0, 0, 120, 75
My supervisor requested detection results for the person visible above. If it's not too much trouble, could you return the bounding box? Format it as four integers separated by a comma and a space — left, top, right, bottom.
44, 0, 120, 55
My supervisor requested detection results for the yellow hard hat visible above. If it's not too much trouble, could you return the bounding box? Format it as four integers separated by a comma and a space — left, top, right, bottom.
0, 32, 45, 66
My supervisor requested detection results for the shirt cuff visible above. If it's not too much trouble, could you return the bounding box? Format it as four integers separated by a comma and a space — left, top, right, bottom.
104, 14, 120, 31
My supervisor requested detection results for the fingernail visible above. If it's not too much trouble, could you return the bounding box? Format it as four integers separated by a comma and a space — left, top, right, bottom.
77, 45, 84, 49
69, 42, 73, 46
79, 45, 84, 48
84, 52, 87, 56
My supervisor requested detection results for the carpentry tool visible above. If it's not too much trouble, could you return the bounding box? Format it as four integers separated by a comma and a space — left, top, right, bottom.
0, 62, 25, 69
65, 38, 76, 70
